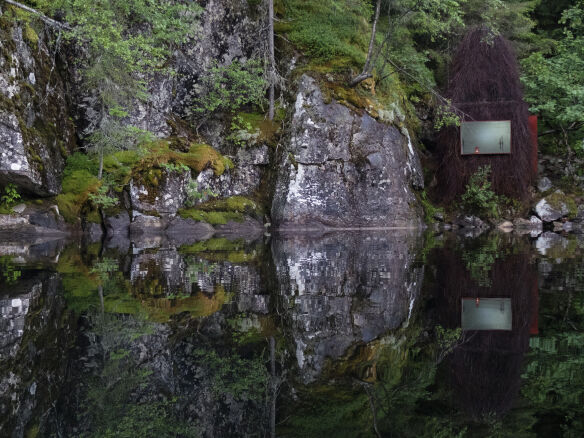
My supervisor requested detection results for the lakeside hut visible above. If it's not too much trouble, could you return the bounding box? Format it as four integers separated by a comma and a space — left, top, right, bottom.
436, 27, 537, 201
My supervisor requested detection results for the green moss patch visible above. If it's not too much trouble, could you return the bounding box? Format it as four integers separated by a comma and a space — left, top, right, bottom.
136, 141, 232, 177
56, 169, 100, 223
178, 195, 263, 225
179, 238, 247, 253
196, 196, 262, 215
177, 209, 244, 225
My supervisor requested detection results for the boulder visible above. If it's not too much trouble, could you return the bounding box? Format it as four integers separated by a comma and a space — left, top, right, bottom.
535, 190, 571, 222
272, 75, 424, 229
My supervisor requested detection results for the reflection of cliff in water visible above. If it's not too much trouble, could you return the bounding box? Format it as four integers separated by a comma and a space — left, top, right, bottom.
431, 234, 538, 420
0, 272, 76, 437
273, 231, 424, 382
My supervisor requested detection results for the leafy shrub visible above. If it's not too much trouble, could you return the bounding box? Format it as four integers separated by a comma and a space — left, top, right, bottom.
192, 59, 267, 122
184, 179, 217, 207
88, 184, 119, 209
460, 165, 500, 218
0, 183, 21, 208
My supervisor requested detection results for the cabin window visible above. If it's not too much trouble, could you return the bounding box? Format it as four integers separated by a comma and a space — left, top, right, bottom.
460, 120, 511, 155
461, 297, 512, 331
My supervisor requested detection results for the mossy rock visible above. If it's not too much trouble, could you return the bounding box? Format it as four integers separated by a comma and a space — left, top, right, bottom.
178, 195, 264, 225
134, 141, 233, 177
545, 190, 578, 219
177, 209, 245, 225
196, 196, 263, 216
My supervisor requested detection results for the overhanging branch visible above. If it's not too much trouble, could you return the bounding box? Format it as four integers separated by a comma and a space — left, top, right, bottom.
4, 0, 71, 30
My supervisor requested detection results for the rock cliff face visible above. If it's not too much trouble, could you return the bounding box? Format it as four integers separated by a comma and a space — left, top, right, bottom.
1, 2, 427, 234
0, 11, 75, 196
70, 0, 266, 139
272, 75, 424, 229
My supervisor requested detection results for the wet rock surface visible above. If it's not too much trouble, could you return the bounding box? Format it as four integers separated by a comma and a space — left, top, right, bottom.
272, 231, 424, 382
272, 75, 424, 229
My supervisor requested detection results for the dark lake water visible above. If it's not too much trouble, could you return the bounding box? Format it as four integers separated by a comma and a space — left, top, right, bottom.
0, 229, 582, 437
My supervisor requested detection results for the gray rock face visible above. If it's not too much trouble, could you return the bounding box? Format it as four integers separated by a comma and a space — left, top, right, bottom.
272, 76, 424, 229
272, 231, 424, 382
535, 191, 571, 222
0, 21, 75, 196
537, 177, 552, 192
130, 170, 190, 216
196, 145, 270, 200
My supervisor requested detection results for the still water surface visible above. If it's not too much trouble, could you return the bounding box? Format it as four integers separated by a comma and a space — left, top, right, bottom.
0, 230, 582, 437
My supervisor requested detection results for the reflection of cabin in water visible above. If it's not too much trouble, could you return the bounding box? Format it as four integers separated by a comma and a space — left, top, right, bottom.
437, 28, 538, 201
431, 237, 539, 419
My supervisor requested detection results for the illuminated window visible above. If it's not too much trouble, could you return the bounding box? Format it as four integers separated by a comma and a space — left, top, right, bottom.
461, 120, 511, 155
461, 298, 512, 331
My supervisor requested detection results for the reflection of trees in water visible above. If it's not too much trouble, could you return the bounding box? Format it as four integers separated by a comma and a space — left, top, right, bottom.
432, 235, 538, 421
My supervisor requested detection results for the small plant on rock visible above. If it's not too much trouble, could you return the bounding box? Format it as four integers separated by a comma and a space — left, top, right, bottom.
89, 183, 119, 210
184, 180, 217, 207
0, 184, 21, 212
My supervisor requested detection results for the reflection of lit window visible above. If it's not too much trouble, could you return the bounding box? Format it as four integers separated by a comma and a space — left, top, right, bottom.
461, 121, 511, 155
461, 297, 512, 330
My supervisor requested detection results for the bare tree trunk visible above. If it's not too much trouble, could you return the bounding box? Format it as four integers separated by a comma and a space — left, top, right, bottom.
268, 0, 275, 120
349, 0, 381, 87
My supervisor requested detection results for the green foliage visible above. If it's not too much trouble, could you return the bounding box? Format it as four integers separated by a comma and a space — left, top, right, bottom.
460, 234, 508, 287
42, 0, 200, 107
284, 0, 371, 63
88, 183, 118, 210
0, 183, 21, 209
192, 59, 267, 122
419, 190, 444, 224
191, 348, 269, 402
0, 256, 22, 284
184, 180, 217, 208
521, 0, 584, 155
460, 165, 501, 218
160, 161, 189, 173
64, 152, 99, 176
433, 101, 461, 130
227, 114, 255, 147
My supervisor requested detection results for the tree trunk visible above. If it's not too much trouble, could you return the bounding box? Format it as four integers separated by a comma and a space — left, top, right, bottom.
98, 148, 104, 180
268, 0, 275, 120
349, 0, 381, 87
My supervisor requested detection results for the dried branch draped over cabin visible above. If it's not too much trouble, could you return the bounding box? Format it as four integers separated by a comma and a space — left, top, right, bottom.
437, 28, 535, 201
